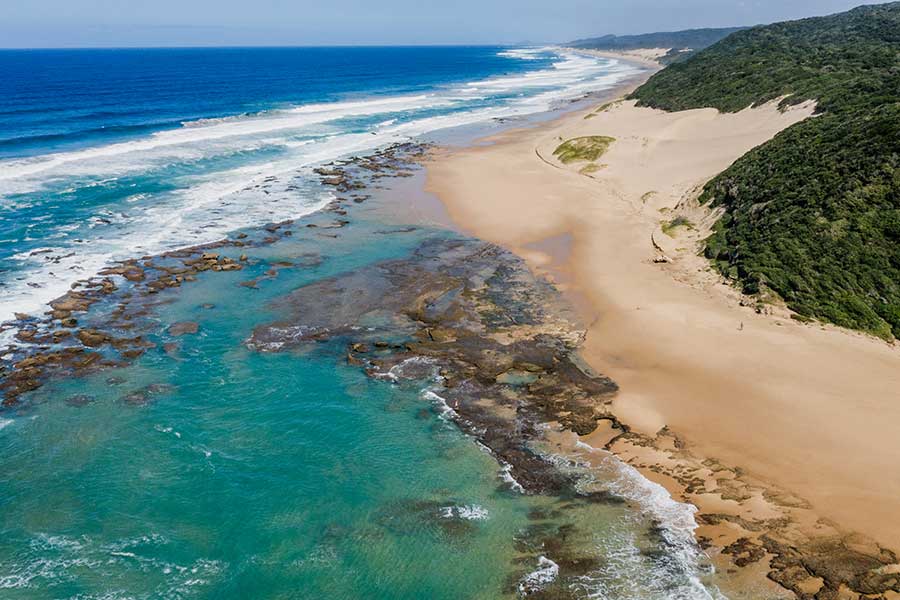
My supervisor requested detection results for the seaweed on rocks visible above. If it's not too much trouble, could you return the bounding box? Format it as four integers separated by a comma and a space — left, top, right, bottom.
248, 236, 626, 595
0, 141, 433, 406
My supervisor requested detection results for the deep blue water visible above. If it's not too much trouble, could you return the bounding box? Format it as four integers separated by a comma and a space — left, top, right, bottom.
0, 47, 553, 158
0, 46, 729, 600
0, 46, 641, 322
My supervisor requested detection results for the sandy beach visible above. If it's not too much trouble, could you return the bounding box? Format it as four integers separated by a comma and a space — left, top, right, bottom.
427, 62, 900, 596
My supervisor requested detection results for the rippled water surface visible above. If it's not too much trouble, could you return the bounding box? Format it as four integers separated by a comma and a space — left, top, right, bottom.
0, 46, 726, 599
0, 46, 641, 321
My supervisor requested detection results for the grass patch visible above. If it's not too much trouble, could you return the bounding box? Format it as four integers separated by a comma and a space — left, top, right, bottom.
583, 100, 622, 120
579, 164, 604, 175
552, 136, 616, 164
661, 215, 694, 237
595, 101, 617, 113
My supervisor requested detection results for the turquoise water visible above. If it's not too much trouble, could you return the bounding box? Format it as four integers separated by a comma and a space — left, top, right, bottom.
0, 217, 530, 598
0, 197, 725, 598
0, 46, 643, 324
0, 46, 727, 599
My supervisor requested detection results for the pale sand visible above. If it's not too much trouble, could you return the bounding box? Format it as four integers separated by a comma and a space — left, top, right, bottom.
426, 86, 900, 571
564, 46, 671, 68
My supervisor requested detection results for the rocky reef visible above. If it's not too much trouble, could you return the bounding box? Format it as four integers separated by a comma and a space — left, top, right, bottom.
0, 142, 430, 406
248, 236, 641, 595
248, 237, 622, 493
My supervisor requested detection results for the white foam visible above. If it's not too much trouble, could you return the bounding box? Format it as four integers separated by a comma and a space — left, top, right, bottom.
422, 389, 458, 421
497, 48, 545, 61
499, 461, 525, 493
0, 530, 223, 595
0, 48, 642, 324
518, 556, 560, 594
387, 356, 439, 381
0, 94, 456, 191
439, 504, 489, 521
0, 418, 13, 432
570, 442, 727, 600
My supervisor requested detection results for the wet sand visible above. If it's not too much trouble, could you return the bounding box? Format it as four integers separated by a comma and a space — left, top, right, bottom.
426, 71, 900, 597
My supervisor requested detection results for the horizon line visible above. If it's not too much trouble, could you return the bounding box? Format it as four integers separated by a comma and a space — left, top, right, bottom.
0, 42, 557, 51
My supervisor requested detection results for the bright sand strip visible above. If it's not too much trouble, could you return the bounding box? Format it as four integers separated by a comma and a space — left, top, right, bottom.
426, 89, 900, 567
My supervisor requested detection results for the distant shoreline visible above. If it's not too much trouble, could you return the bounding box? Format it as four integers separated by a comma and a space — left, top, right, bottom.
559, 46, 668, 69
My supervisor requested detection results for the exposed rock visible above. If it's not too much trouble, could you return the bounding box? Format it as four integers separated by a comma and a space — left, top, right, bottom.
77, 329, 110, 348
168, 322, 199, 336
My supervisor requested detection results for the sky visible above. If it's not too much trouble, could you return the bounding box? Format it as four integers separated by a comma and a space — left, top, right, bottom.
0, 0, 889, 48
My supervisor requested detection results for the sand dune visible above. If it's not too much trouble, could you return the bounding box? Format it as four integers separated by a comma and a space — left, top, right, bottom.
427, 91, 900, 592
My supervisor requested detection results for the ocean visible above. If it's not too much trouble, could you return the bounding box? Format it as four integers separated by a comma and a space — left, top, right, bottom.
0, 46, 725, 599
0, 46, 637, 323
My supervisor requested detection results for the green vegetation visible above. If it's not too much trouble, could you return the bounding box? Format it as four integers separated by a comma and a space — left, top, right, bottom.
568, 28, 746, 63
552, 136, 615, 164
579, 163, 603, 175
584, 100, 619, 119
661, 215, 695, 237
631, 2, 900, 339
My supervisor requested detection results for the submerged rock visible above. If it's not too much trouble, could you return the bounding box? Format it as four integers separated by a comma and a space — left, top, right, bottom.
168, 322, 199, 336
64, 394, 95, 407
248, 236, 624, 595
249, 237, 618, 497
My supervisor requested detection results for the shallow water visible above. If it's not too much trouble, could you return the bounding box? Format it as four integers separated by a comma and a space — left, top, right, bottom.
0, 46, 725, 599
0, 46, 643, 322
0, 197, 725, 598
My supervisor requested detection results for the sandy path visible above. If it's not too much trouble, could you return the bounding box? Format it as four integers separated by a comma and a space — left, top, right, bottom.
426, 95, 900, 560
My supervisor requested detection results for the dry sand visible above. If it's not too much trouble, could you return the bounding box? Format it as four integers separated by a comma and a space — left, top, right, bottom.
426, 70, 900, 596
564, 46, 671, 68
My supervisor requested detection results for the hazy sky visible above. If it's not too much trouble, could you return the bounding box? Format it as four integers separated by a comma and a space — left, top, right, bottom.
0, 0, 888, 48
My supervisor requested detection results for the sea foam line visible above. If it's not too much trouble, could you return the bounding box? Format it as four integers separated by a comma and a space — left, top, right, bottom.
0, 49, 643, 324
572, 441, 726, 600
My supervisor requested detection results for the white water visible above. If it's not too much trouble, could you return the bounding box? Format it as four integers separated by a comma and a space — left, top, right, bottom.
0, 49, 643, 324
570, 441, 727, 600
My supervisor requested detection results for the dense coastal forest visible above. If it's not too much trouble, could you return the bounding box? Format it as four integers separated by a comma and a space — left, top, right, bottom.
569, 28, 745, 62
631, 2, 900, 340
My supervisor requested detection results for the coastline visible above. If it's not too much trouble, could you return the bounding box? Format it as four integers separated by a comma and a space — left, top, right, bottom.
426, 56, 900, 598
0, 131, 729, 597
558, 46, 668, 69
4, 45, 899, 598
0, 50, 738, 597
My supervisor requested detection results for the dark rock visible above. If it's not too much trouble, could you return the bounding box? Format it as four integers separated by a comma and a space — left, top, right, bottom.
65, 394, 95, 407
168, 322, 199, 336
77, 329, 110, 348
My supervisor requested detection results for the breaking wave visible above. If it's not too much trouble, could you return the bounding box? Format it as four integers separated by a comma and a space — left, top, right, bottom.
0, 48, 644, 324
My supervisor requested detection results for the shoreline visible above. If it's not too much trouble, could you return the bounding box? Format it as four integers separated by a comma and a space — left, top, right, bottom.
558, 46, 669, 70
0, 127, 729, 597
426, 61, 900, 598
6, 47, 899, 597
0, 48, 649, 392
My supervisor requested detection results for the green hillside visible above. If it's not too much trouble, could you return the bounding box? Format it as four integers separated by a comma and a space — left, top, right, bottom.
631, 3, 900, 339
568, 27, 745, 63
